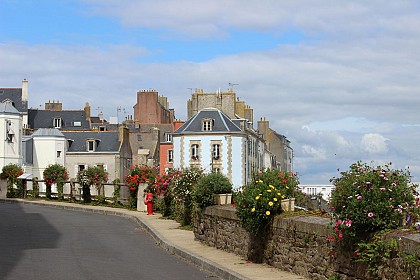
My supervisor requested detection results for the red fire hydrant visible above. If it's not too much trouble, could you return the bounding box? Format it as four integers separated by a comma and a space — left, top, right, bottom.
144, 191, 154, 215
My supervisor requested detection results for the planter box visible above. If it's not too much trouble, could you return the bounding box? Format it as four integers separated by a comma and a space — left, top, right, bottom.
281, 198, 295, 212
214, 193, 232, 205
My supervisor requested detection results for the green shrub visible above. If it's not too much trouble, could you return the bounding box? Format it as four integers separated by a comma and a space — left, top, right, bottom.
193, 172, 232, 208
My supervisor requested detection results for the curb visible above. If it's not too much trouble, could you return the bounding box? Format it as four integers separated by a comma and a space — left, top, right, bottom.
0, 199, 247, 280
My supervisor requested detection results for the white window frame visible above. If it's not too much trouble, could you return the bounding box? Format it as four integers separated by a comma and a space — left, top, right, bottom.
212, 144, 220, 160
168, 150, 173, 163
191, 144, 199, 160
53, 118, 62, 128
165, 133, 172, 142
202, 119, 213, 131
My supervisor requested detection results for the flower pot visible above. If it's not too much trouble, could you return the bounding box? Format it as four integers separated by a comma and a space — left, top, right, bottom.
281, 198, 295, 212
226, 193, 232, 204
214, 194, 227, 205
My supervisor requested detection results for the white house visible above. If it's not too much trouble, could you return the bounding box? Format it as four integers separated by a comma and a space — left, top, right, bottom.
0, 100, 23, 171
298, 184, 335, 201
172, 108, 272, 189
22, 128, 66, 193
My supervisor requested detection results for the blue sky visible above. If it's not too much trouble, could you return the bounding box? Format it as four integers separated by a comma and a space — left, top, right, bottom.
0, 0, 308, 62
1, 0, 420, 184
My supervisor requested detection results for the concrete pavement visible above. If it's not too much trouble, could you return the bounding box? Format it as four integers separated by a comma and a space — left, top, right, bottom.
0, 199, 308, 280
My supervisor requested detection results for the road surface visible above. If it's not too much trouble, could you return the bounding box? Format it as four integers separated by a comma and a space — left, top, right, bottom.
0, 202, 217, 280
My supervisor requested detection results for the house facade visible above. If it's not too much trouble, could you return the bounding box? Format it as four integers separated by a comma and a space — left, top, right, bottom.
62, 126, 132, 182
172, 108, 272, 189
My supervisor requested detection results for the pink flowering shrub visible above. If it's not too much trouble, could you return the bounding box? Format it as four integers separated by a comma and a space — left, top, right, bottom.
329, 161, 417, 244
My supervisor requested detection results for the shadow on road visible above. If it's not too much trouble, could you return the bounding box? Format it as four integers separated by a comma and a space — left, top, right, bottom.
0, 202, 60, 280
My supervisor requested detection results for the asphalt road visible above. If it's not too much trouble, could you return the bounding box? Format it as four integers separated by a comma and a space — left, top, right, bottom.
0, 203, 217, 280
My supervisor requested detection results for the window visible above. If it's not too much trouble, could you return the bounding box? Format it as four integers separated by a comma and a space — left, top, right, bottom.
6, 120, 14, 143
87, 140, 95, 152
212, 167, 220, 173
165, 133, 172, 142
137, 134, 142, 142
57, 151, 62, 158
212, 144, 220, 160
53, 118, 62, 128
99, 126, 106, 131
202, 119, 214, 131
78, 165, 86, 172
96, 164, 107, 171
191, 144, 199, 160
168, 150, 173, 163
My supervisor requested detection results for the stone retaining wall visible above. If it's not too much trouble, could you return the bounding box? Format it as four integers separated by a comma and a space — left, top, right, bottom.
194, 206, 420, 280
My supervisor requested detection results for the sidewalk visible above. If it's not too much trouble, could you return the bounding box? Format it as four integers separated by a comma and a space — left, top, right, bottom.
1, 199, 307, 280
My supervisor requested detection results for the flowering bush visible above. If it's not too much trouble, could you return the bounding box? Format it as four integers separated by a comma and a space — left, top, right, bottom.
85, 166, 108, 198
329, 161, 417, 245
236, 169, 299, 234
43, 164, 68, 199
124, 165, 159, 208
171, 168, 203, 202
1, 163, 24, 197
154, 171, 178, 195
125, 165, 159, 191
168, 168, 203, 225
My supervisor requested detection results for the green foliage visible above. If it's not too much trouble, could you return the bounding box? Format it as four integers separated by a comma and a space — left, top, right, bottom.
43, 164, 68, 199
2, 163, 24, 198
193, 172, 232, 208
31, 177, 39, 198
112, 178, 120, 205
86, 166, 109, 197
236, 169, 299, 234
329, 161, 417, 245
77, 169, 91, 203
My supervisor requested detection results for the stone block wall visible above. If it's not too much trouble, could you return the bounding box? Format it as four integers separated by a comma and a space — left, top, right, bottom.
194, 206, 420, 280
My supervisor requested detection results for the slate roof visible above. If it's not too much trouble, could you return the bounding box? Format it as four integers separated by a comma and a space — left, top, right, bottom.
28, 109, 91, 130
0, 88, 27, 112
174, 108, 242, 134
62, 131, 121, 153
0, 100, 21, 115
32, 128, 65, 138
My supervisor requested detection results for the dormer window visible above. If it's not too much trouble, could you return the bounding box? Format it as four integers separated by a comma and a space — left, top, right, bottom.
202, 118, 214, 131
86, 139, 99, 152
53, 117, 62, 128
165, 133, 172, 142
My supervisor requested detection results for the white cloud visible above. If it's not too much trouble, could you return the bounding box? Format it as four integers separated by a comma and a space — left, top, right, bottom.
361, 133, 389, 154
2, 1, 420, 184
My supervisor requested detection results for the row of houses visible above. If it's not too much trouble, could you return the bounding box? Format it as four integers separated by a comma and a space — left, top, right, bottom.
0, 80, 293, 191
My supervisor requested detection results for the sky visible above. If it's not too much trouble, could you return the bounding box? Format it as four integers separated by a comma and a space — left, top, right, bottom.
1, 0, 420, 184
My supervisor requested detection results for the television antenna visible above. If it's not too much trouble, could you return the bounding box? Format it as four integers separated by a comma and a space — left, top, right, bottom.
228, 82, 238, 92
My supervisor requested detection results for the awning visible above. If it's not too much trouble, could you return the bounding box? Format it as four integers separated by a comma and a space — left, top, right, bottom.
18, 173, 32, 180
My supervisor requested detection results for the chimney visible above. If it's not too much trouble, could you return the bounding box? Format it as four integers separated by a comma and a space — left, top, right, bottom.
119, 124, 129, 143
99, 112, 104, 121
22, 79, 28, 102
84, 102, 91, 120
